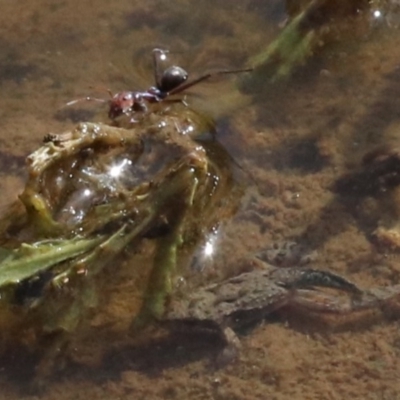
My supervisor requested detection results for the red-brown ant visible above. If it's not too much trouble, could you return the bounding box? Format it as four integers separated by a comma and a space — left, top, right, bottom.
66, 49, 252, 122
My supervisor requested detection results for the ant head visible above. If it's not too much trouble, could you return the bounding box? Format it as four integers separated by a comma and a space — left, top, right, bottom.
159, 66, 188, 93
109, 92, 133, 119
108, 91, 143, 120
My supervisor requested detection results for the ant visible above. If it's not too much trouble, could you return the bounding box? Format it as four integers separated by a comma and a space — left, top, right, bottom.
66, 49, 252, 122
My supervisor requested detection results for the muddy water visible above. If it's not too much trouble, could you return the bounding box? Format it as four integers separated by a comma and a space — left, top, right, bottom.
0, 0, 400, 399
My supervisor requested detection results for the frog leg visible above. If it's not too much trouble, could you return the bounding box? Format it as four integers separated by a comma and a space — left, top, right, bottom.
291, 284, 400, 315
266, 265, 366, 314
269, 267, 362, 295
265, 265, 400, 316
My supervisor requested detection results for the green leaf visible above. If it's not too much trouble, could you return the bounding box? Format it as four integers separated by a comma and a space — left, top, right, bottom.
0, 236, 104, 287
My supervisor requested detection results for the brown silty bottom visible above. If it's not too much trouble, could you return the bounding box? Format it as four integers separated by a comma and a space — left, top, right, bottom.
0, 0, 399, 399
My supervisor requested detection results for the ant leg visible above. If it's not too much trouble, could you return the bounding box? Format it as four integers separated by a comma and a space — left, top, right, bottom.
163, 97, 189, 107
65, 96, 107, 107
129, 100, 148, 123
152, 48, 169, 88
167, 68, 253, 95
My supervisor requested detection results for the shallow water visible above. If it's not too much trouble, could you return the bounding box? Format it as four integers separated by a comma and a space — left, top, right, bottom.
1, 0, 400, 399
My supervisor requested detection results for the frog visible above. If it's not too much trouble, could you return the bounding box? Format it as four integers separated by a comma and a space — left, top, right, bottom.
164, 253, 400, 364
0, 103, 399, 390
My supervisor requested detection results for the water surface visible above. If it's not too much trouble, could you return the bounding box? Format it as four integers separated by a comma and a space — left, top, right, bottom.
0, 1, 400, 399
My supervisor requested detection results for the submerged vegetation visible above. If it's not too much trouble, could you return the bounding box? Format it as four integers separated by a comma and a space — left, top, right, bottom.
0, 0, 399, 392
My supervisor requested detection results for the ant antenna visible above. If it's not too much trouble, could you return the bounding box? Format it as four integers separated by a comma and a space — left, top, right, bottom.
65, 96, 107, 107
64, 85, 113, 108
168, 68, 253, 96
